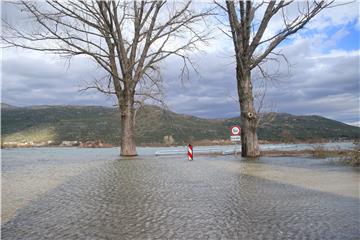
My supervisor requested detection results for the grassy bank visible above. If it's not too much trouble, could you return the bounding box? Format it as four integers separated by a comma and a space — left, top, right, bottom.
261, 147, 360, 166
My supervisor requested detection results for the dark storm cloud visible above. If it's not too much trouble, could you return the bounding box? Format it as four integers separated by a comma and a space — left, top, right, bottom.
162, 51, 239, 118
2, 39, 358, 125
1, 50, 113, 107
1, 2, 359, 125
161, 36, 359, 125
260, 38, 359, 124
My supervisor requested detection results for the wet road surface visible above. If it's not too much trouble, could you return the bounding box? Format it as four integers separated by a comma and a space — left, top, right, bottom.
2, 151, 360, 239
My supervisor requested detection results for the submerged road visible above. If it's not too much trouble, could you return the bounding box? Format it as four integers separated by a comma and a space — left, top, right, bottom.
2, 152, 360, 239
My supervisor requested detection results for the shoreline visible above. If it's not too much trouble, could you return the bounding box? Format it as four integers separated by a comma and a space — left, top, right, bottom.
1, 139, 356, 149
3, 143, 358, 166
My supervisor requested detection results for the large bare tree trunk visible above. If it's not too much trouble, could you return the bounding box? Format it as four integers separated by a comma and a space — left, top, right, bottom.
221, 0, 331, 158
2, 1, 211, 157
237, 68, 260, 157
120, 93, 137, 156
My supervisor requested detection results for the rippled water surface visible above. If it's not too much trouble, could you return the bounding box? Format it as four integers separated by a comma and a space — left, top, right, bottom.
2, 146, 359, 239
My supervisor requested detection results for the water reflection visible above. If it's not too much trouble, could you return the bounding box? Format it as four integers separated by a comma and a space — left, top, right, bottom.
2, 155, 359, 239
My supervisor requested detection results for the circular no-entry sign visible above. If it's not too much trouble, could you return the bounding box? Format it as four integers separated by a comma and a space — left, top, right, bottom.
230, 125, 241, 136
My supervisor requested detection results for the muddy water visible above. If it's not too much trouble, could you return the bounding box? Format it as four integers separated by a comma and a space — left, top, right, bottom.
2, 148, 118, 223
2, 148, 359, 239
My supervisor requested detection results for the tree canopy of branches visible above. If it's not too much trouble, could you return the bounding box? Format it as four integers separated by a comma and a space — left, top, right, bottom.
216, 0, 332, 157
2, 0, 212, 156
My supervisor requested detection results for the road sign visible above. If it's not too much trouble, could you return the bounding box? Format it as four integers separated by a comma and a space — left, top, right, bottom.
230, 125, 241, 136
230, 125, 241, 142
231, 135, 241, 141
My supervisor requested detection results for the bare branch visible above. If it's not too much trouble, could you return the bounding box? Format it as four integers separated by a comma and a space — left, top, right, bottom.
251, 1, 333, 69
220, 0, 334, 157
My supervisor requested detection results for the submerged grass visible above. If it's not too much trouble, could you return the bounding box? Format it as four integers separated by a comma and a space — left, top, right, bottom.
311, 145, 360, 166
338, 149, 360, 166
261, 144, 360, 167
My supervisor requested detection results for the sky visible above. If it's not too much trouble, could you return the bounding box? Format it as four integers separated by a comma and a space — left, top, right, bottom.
1, 1, 359, 126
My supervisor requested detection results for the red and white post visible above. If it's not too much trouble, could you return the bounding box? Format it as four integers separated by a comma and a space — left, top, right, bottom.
187, 144, 193, 161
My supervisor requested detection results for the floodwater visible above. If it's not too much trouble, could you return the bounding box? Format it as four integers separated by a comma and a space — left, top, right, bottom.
1, 145, 359, 239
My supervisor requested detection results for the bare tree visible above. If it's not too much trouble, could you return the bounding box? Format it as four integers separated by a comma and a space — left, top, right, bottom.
216, 0, 332, 157
2, 0, 212, 156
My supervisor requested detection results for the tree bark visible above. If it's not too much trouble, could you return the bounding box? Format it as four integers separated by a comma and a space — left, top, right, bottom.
222, 0, 331, 157
237, 67, 260, 157
120, 92, 137, 156
3, 1, 212, 157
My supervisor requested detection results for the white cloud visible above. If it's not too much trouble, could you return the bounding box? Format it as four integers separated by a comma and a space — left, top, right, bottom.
1, 1, 359, 125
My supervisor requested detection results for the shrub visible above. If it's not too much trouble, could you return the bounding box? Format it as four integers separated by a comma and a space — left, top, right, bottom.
312, 145, 327, 158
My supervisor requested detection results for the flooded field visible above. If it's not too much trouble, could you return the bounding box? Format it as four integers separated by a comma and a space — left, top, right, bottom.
2, 146, 359, 239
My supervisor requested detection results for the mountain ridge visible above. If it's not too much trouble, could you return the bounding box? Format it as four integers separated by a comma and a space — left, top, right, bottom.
2, 102, 355, 124
1, 103, 359, 145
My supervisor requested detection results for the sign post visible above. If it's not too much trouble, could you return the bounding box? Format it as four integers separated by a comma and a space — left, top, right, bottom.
230, 125, 241, 155
187, 144, 193, 161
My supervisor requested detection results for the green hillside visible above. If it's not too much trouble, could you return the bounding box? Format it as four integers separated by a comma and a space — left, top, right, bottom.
1, 104, 359, 145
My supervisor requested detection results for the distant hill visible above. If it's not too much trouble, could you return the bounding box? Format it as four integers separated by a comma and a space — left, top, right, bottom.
1, 103, 17, 109
1, 104, 359, 145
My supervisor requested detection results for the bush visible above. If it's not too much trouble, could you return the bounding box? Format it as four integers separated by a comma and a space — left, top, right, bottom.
312, 145, 327, 158
339, 148, 360, 166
